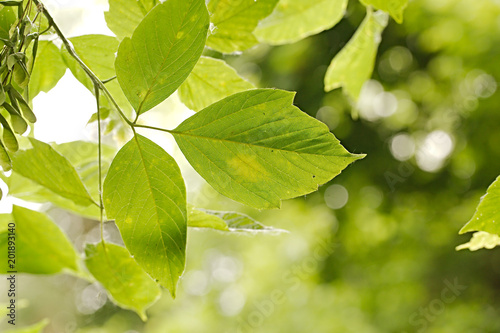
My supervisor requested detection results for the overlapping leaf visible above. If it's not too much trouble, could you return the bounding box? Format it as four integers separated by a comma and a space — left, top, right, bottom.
324, 10, 388, 100
11, 138, 95, 206
103, 134, 187, 297
255, 0, 347, 45
460, 176, 500, 235
105, 0, 159, 40
115, 0, 209, 115
178, 56, 254, 111
173, 89, 363, 209
29, 41, 66, 99
85, 243, 161, 320
360, 0, 408, 23
207, 0, 278, 53
0, 206, 79, 274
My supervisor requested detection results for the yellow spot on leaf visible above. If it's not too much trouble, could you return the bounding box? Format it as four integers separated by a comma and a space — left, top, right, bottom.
227, 154, 268, 182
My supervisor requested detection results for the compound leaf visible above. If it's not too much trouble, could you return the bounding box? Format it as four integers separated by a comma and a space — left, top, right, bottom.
178, 56, 254, 112
84, 243, 161, 321
255, 0, 348, 45
115, 0, 209, 115
103, 134, 187, 297
173, 89, 363, 209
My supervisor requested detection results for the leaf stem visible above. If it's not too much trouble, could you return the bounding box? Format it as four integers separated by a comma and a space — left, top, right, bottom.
94, 85, 106, 249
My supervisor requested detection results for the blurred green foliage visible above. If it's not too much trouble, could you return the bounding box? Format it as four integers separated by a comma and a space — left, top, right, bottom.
3, 0, 500, 332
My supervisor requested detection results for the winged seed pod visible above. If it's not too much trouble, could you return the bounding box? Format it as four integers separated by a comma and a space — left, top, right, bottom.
7, 86, 36, 122
0, 113, 19, 151
0, 140, 11, 172
2, 102, 28, 134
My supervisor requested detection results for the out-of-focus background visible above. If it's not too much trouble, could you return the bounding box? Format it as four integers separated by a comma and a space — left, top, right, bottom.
2, 0, 500, 332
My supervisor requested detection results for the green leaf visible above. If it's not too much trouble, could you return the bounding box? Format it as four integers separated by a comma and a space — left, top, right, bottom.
0, 6, 16, 41
360, 0, 408, 24
456, 231, 500, 251
188, 205, 286, 233
11, 138, 95, 206
103, 134, 187, 297
0, 139, 11, 171
0, 113, 18, 151
4, 319, 49, 333
254, 0, 348, 45
115, 0, 209, 115
324, 10, 388, 100
0, 206, 79, 274
207, 0, 278, 53
178, 56, 254, 112
173, 89, 363, 209
105, 0, 158, 40
29, 41, 66, 99
84, 243, 161, 321
460, 176, 500, 235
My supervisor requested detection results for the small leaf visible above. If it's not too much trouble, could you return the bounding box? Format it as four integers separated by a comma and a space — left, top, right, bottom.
178, 56, 254, 112
29, 40, 66, 99
115, 0, 209, 115
4, 318, 49, 333
460, 176, 500, 235
360, 0, 408, 24
84, 243, 161, 321
0, 206, 79, 274
255, 0, 348, 45
456, 231, 500, 251
207, 0, 278, 53
11, 138, 95, 206
105, 0, 159, 40
0, 84, 5, 105
188, 205, 286, 233
173, 89, 364, 209
324, 10, 389, 100
0, 139, 11, 171
0, 6, 16, 42
103, 134, 187, 297
0, 113, 18, 151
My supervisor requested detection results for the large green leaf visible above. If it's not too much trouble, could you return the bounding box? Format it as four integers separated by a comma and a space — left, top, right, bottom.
460, 176, 500, 235
103, 134, 187, 297
254, 0, 348, 45
29, 41, 66, 99
324, 10, 388, 100
178, 56, 254, 112
207, 0, 278, 53
105, 0, 158, 40
0, 206, 79, 274
11, 138, 95, 207
84, 243, 161, 320
173, 89, 363, 209
360, 0, 408, 23
115, 0, 209, 115
189, 205, 286, 233
456, 231, 500, 251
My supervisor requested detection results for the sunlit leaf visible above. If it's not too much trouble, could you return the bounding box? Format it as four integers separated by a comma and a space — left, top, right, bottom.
207, 0, 278, 53
460, 176, 500, 235
0, 206, 79, 274
324, 10, 388, 100
360, 0, 408, 24
115, 0, 209, 115
105, 0, 158, 40
255, 0, 347, 45
173, 89, 363, 209
178, 56, 254, 111
11, 138, 95, 206
189, 205, 286, 233
84, 242, 161, 320
29, 41, 66, 99
103, 134, 187, 297
456, 231, 500, 251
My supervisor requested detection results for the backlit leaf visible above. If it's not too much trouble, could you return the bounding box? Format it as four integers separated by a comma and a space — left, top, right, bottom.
173, 89, 363, 209
460, 176, 500, 235
360, 0, 408, 23
84, 243, 161, 320
115, 0, 209, 115
207, 0, 278, 53
0, 206, 79, 274
178, 56, 254, 112
11, 138, 95, 206
324, 10, 388, 100
29, 41, 66, 99
255, 0, 348, 45
103, 134, 187, 297
105, 0, 158, 40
